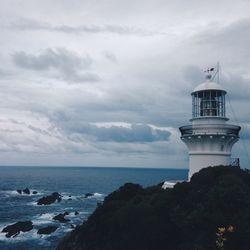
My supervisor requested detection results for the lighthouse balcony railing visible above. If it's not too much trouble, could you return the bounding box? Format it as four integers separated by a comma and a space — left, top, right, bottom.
179, 124, 240, 137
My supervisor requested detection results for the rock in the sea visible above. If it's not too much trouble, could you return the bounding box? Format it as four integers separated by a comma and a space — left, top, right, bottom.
23, 188, 30, 195
37, 192, 62, 205
84, 193, 94, 198
53, 213, 70, 223
74, 211, 79, 215
37, 226, 58, 235
16, 188, 35, 195
16, 189, 22, 194
2, 221, 33, 238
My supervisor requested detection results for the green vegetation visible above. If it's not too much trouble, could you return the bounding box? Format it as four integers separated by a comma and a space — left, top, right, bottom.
57, 166, 250, 250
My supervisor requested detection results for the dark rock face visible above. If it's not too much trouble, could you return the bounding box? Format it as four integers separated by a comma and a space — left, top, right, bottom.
37, 226, 58, 235
2, 221, 33, 238
53, 213, 70, 223
23, 188, 30, 195
37, 192, 62, 205
16, 188, 36, 195
74, 211, 79, 216
57, 166, 250, 250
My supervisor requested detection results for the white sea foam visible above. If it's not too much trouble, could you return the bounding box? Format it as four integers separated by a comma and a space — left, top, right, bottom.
0, 229, 40, 242
0, 189, 44, 197
93, 192, 104, 198
32, 213, 56, 225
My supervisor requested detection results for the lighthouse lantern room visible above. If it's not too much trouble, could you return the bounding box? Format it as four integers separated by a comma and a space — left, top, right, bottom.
179, 72, 241, 180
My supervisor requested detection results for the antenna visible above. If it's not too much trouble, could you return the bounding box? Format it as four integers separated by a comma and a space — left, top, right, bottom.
211, 62, 220, 83
217, 61, 220, 84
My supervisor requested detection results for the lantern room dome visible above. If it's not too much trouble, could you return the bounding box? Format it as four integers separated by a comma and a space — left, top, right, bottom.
192, 80, 226, 94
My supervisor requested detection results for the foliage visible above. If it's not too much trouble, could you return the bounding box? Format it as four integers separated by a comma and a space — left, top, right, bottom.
57, 166, 250, 250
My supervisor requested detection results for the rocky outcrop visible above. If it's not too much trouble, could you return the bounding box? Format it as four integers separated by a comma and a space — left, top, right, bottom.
16, 189, 22, 194
53, 213, 70, 223
16, 188, 33, 195
2, 221, 33, 238
37, 192, 62, 205
37, 226, 58, 235
57, 166, 250, 250
84, 193, 94, 198
23, 188, 30, 195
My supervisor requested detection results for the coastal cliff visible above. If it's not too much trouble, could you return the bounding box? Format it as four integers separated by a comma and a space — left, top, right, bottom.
57, 165, 250, 250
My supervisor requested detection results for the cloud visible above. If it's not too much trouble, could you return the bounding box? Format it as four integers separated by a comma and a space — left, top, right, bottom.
103, 51, 118, 63
12, 48, 100, 83
10, 18, 164, 36
195, 19, 250, 49
53, 120, 171, 143
0, 0, 250, 168
240, 124, 250, 140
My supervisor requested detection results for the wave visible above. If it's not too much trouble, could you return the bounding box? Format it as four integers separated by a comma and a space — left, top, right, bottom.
0, 189, 44, 197
32, 213, 56, 225
61, 192, 105, 201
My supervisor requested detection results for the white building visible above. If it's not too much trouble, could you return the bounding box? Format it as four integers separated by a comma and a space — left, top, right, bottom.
179, 73, 241, 180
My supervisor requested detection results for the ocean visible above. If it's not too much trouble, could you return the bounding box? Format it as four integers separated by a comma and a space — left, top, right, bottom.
0, 166, 188, 250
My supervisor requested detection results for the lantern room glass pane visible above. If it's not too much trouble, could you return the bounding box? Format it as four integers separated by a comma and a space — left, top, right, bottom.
192, 90, 225, 118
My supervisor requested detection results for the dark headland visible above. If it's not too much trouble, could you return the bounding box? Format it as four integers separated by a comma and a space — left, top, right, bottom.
57, 165, 250, 250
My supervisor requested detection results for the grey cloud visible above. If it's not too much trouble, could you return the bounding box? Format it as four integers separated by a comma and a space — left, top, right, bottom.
27, 125, 52, 137
196, 19, 250, 48
10, 18, 164, 36
182, 65, 204, 87
240, 124, 250, 140
12, 48, 100, 83
103, 51, 118, 63
54, 120, 171, 143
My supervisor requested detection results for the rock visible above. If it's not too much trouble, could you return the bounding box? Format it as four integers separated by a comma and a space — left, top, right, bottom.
23, 188, 30, 195
70, 224, 75, 229
64, 212, 69, 216
2, 221, 33, 238
37, 192, 62, 205
85, 193, 94, 198
16, 188, 36, 195
68, 198, 72, 201
37, 226, 58, 235
74, 211, 79, 215
53, 213, 70, 223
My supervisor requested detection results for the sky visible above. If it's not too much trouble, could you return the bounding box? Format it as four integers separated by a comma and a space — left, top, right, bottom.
0, 0, 250, 168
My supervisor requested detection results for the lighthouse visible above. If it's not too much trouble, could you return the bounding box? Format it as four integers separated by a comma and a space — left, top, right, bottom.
179, 70, 241, 180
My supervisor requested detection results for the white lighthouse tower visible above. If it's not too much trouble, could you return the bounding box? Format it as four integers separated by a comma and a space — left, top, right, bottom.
179, 70, 241, 180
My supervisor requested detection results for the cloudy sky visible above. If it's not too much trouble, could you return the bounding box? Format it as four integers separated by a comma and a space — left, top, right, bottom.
0, 0, 250, 168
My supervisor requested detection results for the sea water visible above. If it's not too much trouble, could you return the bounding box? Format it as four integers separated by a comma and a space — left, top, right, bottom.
0, 166, 188, 250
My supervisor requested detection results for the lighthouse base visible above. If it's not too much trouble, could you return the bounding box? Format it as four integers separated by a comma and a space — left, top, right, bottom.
189, 153, 230, 180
